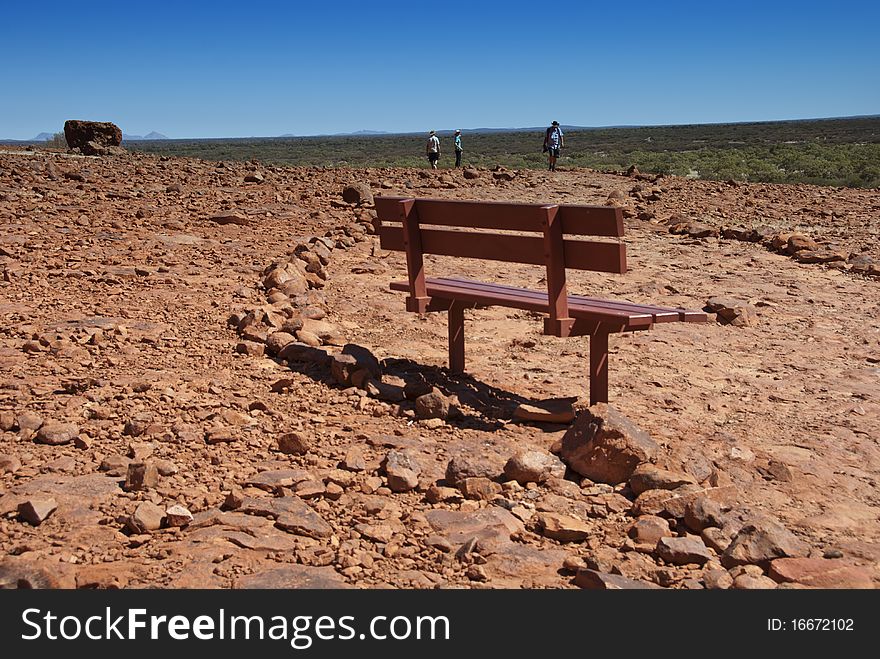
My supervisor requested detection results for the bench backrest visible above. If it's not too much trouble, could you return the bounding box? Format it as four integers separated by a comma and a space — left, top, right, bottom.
374, 196, 626, 335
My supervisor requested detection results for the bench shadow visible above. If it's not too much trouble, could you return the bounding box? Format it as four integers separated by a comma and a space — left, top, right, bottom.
278, 354, 571, 434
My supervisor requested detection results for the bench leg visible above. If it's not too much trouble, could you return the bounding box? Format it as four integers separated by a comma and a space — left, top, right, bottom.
448, 301, 465, 373
589, 331, 609, 405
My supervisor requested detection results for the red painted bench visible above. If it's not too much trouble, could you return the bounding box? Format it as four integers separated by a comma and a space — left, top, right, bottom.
375, 196, 707, 404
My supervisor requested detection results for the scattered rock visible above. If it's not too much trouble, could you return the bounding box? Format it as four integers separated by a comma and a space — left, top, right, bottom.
18, 498, 58, 525
164, 505, 193, 527
503, 450, 566, 485
127, 501, 165, 533
574, 569, 660, 589
34, 422, 79, 445
342, 183, 373, 205
722, 518, 810, 568
123, 462, 159, 492
381, 450, 421, 492
768, 557, 874, 589
629, 463, 696, 496
537, 512, 592, 542
559, 404, 659, 483
706, 297, 758, 327
414, 388, 456, 420
277, 432, 311, 455
655, 536, 713, 565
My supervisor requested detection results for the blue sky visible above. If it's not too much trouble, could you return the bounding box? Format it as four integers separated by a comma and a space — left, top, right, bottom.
1, 0, 878, 139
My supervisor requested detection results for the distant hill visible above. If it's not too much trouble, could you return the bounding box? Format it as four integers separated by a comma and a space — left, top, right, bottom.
123, 132, 168, 141
33, 133, 54, 141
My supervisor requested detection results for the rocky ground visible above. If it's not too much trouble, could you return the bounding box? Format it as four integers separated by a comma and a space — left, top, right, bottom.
0, 147, 877, 589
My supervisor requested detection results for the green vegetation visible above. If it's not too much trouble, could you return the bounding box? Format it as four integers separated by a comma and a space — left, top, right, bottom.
125, 116, 880, 188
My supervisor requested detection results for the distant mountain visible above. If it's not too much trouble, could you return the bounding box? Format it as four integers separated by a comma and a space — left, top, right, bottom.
33, 132, 54, 141
123, 132, 168, 141
340, 130, 389, 136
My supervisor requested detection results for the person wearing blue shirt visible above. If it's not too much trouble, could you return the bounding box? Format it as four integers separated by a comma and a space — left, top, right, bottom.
454, 129, 463, 168
543, 121, 564, 171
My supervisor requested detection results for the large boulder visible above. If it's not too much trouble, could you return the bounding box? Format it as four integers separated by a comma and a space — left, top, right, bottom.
63, 120, 123, 155
342, 183, 373, 205
559, 404, 658, 484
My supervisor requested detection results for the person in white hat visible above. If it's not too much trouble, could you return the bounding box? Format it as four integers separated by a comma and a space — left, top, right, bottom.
454, 129, 463, 168
426, 130, 441, 169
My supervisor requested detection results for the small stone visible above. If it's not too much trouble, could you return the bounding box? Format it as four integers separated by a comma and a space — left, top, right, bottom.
123, 462, 159, 492
627, 515, 673, 545
155, 459, 179, 476
235, 341, 265, 356
425, 485, 462, 504
503, 450, 567, 485
703, 568, 734, 590
127, 501, 165, 533
164, 505, 193, 527
459, 477, 502, 501
277, 432, 310, 455
684, 497, 726, 532
0, 411, 16, 431
414, 388, 455, 420
341, 446, 366, 472
538, 512, 592, 542
381, 450, 421, 492
17, 412, 44, 431
205, 428, 237, 444
0, 454, 22, 474
733, 574, 778, 589
445, 455, 502, 487
265, 331, 297, 355
34, 422, 79, 445
655, 536, 713, 565
18, 497, 58, 525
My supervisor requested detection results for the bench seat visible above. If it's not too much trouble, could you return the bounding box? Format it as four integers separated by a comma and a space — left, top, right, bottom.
390, 277, 707, 333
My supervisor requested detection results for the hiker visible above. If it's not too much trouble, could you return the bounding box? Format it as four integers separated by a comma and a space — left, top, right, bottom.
426, 130, 441, 169
454, 129, 463, 167
543, 120, 564, 171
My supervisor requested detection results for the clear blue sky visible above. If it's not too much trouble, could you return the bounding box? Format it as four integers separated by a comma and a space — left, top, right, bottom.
2, 0, 878, 139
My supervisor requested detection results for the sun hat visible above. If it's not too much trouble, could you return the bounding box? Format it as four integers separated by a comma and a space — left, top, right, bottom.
429, 130, 435, 135
455, 129, 461, 134
551, 121, 559, 126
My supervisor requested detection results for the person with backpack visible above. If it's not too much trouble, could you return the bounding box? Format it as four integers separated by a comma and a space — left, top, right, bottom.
426, 130, 441, 169
543, 120, 564, 171
453, 129, 463, 167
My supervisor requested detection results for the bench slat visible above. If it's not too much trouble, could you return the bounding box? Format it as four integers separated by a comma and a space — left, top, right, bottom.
379, 226, 626, 274
375, 197, 624, 237
430, 278, 705, 323
390, 279, 655, 328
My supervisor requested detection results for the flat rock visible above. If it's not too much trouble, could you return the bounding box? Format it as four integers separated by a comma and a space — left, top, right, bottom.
513, 398, 576, 424
768, 557, 874, 589
425, 508, 524, 547
537, 512, 592, 542
655, 536, 713, 565
574, 569, 661, 589
245, 469, 312, 491
236, 566, 352, 589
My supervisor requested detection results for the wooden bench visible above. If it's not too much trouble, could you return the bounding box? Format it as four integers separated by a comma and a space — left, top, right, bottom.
375, 196, 707, 404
